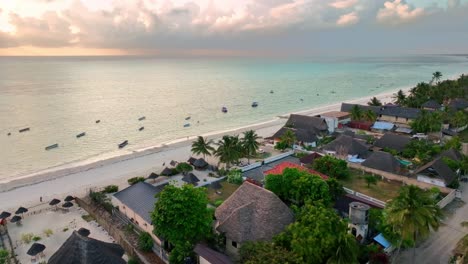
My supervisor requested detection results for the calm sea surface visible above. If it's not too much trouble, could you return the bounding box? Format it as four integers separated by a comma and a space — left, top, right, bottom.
0, 55, 467, 179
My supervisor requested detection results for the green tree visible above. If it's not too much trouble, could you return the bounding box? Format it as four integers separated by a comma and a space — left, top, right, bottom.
239, 241, 301, 264
393, 90, 406, 105
444, 136, 462, 151
0, 249, 9, 264
350, 105, 363, 121
138, 232, 154, 252
313, 155, 350, 179
364, 175, 378, 188
214, 135, 243, 168
151, 185, 212, 264
326, 178, 345, 202
191, 136, 215, 159
432, 71, 442, 84
449, 111, 468, 128
384, 185, 443, 262
280, 129, 296, 148
175, 162, 193, 174
327, 233, 359, 264
368, 97, 382, 106
363, 109, 377, 122
275, 202, 358, 264
410, 110, 442, 133
242, 130, 261, 164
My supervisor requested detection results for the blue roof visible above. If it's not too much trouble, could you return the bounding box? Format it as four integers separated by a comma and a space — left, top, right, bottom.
372, 121, 395, 131
374, 233, 391, 248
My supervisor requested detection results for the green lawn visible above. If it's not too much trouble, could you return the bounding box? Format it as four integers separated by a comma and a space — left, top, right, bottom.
459, 129, 468, 143
338, 170, 402, 202
206, 181, 240, 205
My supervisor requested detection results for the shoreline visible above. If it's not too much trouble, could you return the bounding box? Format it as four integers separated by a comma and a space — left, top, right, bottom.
0, 86, 408, 194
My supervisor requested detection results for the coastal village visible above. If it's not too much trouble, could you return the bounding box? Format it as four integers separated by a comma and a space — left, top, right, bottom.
1, 73, 468, 264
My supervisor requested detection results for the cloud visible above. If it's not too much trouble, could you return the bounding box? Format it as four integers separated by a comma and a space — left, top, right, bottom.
377, 0, 425, 25
330, 0, 358, 9
336, 11, 359, 25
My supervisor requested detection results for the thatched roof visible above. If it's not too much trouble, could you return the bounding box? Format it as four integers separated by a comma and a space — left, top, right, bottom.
374, 133, 412, 152
182, 173, 200, 184
440, 149, 463, 161
361, 151, 401, 174
285, 114, 328, 133
422, 100, 441, 109
48, 231, 125, 264
413, 158, 457, 185
49, 199, 61, 206
15, 207, 28, 214
210, 181, 222, 189
215, 182, 294, 243
187, 157, 197, 164
323, 135, 369, 158
299, 152, 323, 164
380, 106, 421, 119
193, 158, 208, 169
160, 167, 173, 176
27, 243, 45, 256
270, 127, 318, 143
147, 172, 159, 179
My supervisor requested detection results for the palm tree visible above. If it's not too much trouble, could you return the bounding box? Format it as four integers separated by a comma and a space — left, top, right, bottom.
363, 109, 377, 122
367, 97, 382, 106
350, 105, 362, 121
432, 71, 442, 85
393, 90, 406, 106
191, 136, 215, 159
327, 233, 359, 264
214, 135, 242, 168
242, 130, 261, 164
280, 129, 296, 148
385, 185, 443, 263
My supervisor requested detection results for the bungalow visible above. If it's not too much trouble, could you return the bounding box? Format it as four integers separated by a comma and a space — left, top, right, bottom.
320, 111, 351, 133
285, 114, 328, 135
214, 182, 294, 257
269, 127, 319, 148
379, 106, 421, 126
322, 135, 370, 159
112, 182, 167, 244
422, 100, 442, 111
413, 158, 457, 187
361, 151, 402, 174
374, 133, 412, 153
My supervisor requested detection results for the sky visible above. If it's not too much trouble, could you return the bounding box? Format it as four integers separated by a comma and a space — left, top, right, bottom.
0, 0, 467, 56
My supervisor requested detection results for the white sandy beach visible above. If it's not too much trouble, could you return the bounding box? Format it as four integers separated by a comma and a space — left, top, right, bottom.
0, 88, 406, 211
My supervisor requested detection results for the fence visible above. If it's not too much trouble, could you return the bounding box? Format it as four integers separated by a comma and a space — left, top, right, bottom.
240, 162, 262, 172
436, 189, 457, 208
343, 187, 386, 208
263, 150, 294, 164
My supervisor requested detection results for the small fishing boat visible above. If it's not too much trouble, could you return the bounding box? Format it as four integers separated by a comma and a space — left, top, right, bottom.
45, 144, 59, 150
76, 132, 86, 138
331, 91, 336, 94
251, 102, 258, 107
139, 126, 144, 131
118, 140, 128, 149
222, 107, 228, 113
95, 120, 101, 124
184, 123, 190, 127
300, 98, 303, 101
270, 90, 274, 94
7, 132, 11, 136
19, 128, 30, 133
138, 116, 146, 121
185, 116, 191, 120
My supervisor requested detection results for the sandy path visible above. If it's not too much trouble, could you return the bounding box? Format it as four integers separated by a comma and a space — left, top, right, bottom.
0, 88, 403, 211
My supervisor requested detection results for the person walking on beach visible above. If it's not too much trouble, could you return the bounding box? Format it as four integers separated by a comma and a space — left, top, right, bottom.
40, 196, 42, 202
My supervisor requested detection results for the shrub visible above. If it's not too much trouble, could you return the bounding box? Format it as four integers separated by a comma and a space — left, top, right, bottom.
0, 249, 9, 264
32, 236, 41, 241
313, 155, 350, 179
128, 177, 146, 185
62, 228, 69, 232
82, 214, 95, 222
214, 199, 224, 207
43, 229, 53, 237
103, 185, 118, 193
227, 169, 243, 185
127, 257, 139, 264
21, 233, 34, 244
176, 162, 193, 173
217, 168, 228, 176
138, 232, 154, 252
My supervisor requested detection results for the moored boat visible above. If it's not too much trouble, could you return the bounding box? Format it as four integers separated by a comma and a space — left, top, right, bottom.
138, 116, 146, 121
45, 144, 59, 150
251, 102, 258, 107
19, 128, 30, 133
222, 107, 228, 113
95, 120, 101, 124
76, 132, 86, 138
118, 140, 128, 149
139, 126, 144, 131
270, 90, 274, 94
185, 116, 191, 120
184, 123, 190, 127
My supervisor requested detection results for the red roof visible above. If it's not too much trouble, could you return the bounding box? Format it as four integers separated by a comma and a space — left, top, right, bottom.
264, 162, 328, 180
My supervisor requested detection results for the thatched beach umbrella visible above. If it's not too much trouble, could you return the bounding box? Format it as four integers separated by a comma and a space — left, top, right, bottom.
147, 172, 159, 180
48, 231, 125, 264
77, 228, 90, 237
187, 157, 197, 165
193, 158, 208, 170
170, 160, 178, 166
15, 207, 28, 215
64, 196, 74, 202
160, 167, 173, 176
49, 199, 61, 206
0, 211, 11, 219
62, 202, 74, 208
182, 173, 200, 185
10, 215, 22, 224
27, 243, 46, 256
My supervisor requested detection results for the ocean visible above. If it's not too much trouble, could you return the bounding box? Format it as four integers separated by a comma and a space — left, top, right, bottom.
0, 55, 467, 180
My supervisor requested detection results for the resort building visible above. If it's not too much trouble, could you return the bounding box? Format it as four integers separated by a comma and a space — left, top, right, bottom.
422, 100, 442, 111
413, 158, 457, 187
319, 111, 351, 133
348, 202, 370, 242
269, 127, 319, 148
214, 182, 294, 258
322, 134, 370, 159
361, 151, 402, 174
378, 106, 421, 127
374, 133, 412, 153
112, 182, 167, 244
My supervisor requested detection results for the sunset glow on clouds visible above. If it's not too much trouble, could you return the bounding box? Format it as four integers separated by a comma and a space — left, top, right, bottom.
0, 0, 467, 55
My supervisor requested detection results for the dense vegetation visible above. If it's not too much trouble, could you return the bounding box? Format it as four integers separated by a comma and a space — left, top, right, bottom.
312, 155, 350, 179
138, 232, 154, 252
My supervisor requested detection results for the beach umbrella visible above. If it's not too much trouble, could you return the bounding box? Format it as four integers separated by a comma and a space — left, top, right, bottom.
10, 215, 22, 223
77, 228, 90, 237
0, 211, 11, 219
49, 199, 61, 206
64, 195, 74, 202
15, 207, 28, 215
62, 202, 74, 208
147, 172, 159, 180
27, 243, 46, 256
182, 173, 200, 185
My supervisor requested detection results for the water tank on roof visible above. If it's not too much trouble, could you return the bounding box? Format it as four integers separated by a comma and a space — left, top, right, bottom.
349, 202, 370, 225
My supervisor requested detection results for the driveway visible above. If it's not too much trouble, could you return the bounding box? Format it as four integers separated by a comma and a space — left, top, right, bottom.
397, 182, 468, 264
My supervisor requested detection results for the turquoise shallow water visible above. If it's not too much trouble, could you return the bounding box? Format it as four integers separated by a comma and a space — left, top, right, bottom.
0, 55, 467, 178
